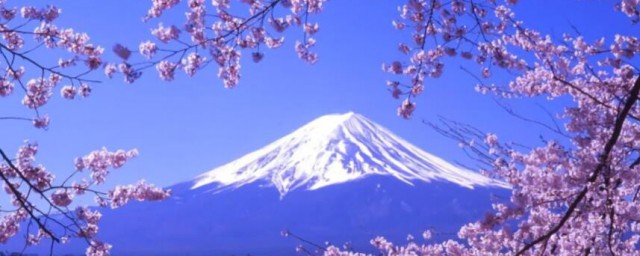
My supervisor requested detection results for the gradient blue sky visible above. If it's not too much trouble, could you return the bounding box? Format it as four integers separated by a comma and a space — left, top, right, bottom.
0, 0, 634, 199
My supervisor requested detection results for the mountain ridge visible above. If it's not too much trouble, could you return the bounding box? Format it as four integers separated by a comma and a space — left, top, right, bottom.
192, 112, 508, 196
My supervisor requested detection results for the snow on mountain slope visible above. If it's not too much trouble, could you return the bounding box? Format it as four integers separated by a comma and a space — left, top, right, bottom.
193, 112, 508, 196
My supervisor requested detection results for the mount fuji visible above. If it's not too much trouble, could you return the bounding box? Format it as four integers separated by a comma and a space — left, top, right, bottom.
10, 112, 510, 256
192, 112, 507, 196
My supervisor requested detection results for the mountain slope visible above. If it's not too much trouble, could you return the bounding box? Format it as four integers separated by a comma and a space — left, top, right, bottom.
6, 112, 511, 255
193, 112, 507, 196
16, 177, 507, 256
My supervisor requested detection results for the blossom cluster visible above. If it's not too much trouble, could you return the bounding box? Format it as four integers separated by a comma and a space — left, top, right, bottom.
0, 143, 170, 256
0, 2, 176, 255
0, 2, 110, 130
107, 180, 170, 208
333, 0, 640, 255
105, 0, 326, 88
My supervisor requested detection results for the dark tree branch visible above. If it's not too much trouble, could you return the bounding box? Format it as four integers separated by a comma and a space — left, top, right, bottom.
0, 149, 60, 243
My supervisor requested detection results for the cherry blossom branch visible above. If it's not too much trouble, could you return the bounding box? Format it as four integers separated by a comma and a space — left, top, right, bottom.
516, 76, 640, 255
0, 43, 101, 84
493, 98, 569, 138
0, 148, 59, 243
0, 116, 32, 122
120, 0, 323, 86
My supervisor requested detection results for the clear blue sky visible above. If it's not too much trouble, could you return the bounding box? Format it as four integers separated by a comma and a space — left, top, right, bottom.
0, 0, 634, 199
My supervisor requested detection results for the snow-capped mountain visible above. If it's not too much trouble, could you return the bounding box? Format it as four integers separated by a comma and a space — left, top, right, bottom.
193, 112, 507, 196
9, 112, 511, 256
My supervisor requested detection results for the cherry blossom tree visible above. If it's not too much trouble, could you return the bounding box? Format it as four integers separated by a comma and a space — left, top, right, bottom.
327, 0, 640, 255
0, 2, 170, 256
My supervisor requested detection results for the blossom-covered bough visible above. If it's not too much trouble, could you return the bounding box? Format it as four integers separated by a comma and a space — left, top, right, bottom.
331, 0, 640, 255
0, 2, 170, 255
108, 0, 326, 87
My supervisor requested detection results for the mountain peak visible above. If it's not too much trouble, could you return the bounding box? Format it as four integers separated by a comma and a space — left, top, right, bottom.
192, 112, 508, 196
340, 111, 357, 119
305, 111, 361, 129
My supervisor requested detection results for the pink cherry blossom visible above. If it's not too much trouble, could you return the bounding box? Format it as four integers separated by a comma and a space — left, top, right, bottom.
151, 23, 180, 43
182, 53, 204, 77
0, 211, 27, 244
138, 41, 157, 59
117, 63, 141, 83
22, 78, 53, 109
156, 60, 178, 81
32, 115, 50, 129
76, 148, 139, 184
0, 79, 13, 96
79, 84, 91, 97
145, 0, 180, 20
60, 85, 76, 99
51, 189, 73, 207
86, 240, 112, 256
104, 63, 117, 78
397, 98, 416, 119
76, 207, 102, 224
108, 180, 170, 209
